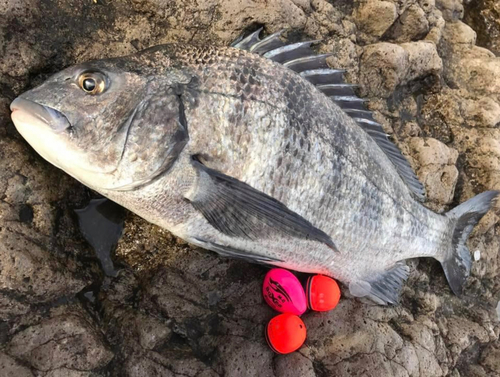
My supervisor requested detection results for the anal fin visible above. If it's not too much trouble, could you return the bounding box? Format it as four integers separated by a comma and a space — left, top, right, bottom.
349, 262, 410, 305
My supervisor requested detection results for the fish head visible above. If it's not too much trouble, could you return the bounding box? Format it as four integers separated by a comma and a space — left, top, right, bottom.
10, 53, 191, 192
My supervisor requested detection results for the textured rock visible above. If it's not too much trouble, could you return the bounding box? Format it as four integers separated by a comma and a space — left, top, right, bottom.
274, 353, 316, 377
354, 1, 397, 38
442, 21, 500, 97
481, 342, 500, 373
410, 137, 459, 167
447, 52, 500, 95
386, 4, 430, 42
436, 0, 464, 21
0, 352, 34, 377
463, 97, 500, 128
410, 137, 459, 205
443, 20, 477, 46
0, 227, 87, 303
7, 313, 113, 371
464, 0, 500, 56
1, 0, 500, 376
360, 43, 409, 97
136, 314, 172, 350
400, 41, 443, 81
45, 369, 92, 377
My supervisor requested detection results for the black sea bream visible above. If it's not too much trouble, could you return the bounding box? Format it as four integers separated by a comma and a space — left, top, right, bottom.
10, 30, 498, 304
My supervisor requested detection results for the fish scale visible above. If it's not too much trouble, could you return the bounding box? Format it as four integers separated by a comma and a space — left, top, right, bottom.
10, 35, 498, 304
180, 47, 445, 268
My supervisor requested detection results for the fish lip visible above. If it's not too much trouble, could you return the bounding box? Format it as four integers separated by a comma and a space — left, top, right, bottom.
10, 97, 71, 133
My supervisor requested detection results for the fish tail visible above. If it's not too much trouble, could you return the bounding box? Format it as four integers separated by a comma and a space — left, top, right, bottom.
441, 191, 499, 296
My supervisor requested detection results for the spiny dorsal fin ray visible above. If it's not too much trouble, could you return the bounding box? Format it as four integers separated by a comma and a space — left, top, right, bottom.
317, 84, 358, 97
300, 69, 346, 85
232, 29, 426, 201
344, 108, 375, 121
263, 41, 320, 63
231, 28, 263, 50
250, 30, 285, 54
284, 53, 332, 72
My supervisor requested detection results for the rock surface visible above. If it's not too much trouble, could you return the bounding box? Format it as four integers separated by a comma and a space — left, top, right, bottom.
1, 0, 500, 376
463, 0, 500, 56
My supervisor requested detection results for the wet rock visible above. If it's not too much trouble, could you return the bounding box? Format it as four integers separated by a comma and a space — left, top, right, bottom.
123, 354, 175, 377
123, 351, 220, 377
7, 313, 113, 371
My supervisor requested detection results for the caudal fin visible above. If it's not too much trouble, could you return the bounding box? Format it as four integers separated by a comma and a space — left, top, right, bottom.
442, 191, 499, 296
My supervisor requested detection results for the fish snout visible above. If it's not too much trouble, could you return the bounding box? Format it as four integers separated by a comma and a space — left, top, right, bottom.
11, 97, 71, 133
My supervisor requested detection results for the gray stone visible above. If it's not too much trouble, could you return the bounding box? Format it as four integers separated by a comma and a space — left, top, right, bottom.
45, 369, 92, 377
480, 343, 500, 373
136, 314, 172, 350
0, 352, 34, 377
274, 352, 316, 377
7, 314, 113, 371
1, 0, 500, 376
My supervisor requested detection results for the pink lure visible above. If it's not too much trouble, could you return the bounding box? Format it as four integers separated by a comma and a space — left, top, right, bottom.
262, 268, 307, 316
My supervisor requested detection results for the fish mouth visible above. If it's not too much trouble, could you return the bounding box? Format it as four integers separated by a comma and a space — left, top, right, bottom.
10, 97, 71, 133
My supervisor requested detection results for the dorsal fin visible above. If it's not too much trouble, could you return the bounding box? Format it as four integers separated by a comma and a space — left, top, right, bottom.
231, 29, 426, 201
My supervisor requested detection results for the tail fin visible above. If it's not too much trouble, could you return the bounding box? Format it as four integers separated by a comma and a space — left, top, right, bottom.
442, 191, 499, 296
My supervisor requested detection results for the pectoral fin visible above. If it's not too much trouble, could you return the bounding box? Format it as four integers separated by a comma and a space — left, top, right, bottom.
186, 157, 336, 250
192, 237, 283, 264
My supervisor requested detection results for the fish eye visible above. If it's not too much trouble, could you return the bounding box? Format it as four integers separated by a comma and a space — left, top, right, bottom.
78, 72, 107, 95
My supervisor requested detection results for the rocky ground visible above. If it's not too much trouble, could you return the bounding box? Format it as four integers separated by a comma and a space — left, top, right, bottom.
1, 0, 500, 376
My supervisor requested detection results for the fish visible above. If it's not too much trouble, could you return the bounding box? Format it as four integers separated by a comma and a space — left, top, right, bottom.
10, 29, 499, 304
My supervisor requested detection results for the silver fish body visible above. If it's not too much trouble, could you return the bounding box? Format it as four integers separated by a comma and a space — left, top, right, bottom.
10, 37, 498, 304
